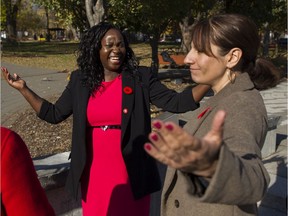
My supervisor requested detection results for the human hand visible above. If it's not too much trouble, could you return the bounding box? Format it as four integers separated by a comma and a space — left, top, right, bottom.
144, 110, 226, 177
1, 67, 26, 90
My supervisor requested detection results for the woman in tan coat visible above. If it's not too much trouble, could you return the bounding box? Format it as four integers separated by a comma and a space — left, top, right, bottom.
144, 14, 281, 216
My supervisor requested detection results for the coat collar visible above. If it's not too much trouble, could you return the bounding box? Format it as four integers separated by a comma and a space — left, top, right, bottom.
186, 72, 255, 132
121, 70, 135, 141
205, 72, 255, 107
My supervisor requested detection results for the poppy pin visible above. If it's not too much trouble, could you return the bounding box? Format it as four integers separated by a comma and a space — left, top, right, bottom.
123, 86, 133, 94
197, 107, 211, 119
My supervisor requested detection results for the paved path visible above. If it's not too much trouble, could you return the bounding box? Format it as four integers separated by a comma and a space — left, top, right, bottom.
1, 62, 69, 126
258, 80, 287, 216
1, 62, 287, 215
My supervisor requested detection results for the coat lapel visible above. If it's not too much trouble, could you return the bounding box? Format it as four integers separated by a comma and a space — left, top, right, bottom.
121, 71, 135, 142
183, 105, 213, 136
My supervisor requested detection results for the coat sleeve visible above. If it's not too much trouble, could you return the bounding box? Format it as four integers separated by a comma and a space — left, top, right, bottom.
198, 92, 270, 205
38, 71, 77, 124
140, 67, 199, 113
1, 127, 55, 216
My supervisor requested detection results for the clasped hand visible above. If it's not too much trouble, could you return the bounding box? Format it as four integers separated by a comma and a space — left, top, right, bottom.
144, 110, 226, 178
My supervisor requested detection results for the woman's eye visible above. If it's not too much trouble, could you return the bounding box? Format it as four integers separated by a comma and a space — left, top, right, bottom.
105, 44, 113, 48
117, 42, 124, 48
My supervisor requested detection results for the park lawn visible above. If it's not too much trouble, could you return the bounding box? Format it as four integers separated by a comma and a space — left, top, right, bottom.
1, 41, 176, 72
1, 41, 286, 76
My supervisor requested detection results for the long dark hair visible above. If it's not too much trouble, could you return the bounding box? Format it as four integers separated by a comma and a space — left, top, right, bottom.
191, 13, 281, 90
77, 22, 139, 94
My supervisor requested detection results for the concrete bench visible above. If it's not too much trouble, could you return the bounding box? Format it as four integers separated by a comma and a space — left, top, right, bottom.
261, 115, 281, 158
33, 152, 82, 216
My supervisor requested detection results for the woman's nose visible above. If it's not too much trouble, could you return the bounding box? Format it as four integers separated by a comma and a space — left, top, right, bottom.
112, 45, 121, 52
184, 52, 193, 64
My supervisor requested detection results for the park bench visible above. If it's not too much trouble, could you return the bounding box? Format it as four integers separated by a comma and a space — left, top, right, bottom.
261, 115, 282, 158
158, 49, 186, 68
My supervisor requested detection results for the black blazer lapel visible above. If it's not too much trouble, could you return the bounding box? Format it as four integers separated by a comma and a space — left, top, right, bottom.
121, 71, 135, 142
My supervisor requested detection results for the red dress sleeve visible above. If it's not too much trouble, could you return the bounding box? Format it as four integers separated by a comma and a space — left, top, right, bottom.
1, 127, 55, 216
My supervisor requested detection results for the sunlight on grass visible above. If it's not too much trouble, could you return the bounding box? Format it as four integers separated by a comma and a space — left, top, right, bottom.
2, 41, 154, 71
1, 41, 286, 75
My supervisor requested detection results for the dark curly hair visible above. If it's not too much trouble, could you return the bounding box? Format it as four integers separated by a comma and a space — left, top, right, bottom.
191, 14, 281, 90
77, 22, 139, 94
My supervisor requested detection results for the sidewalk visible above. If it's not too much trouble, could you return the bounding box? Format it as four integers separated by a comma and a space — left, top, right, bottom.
1, 62, 69, 126
258, 80, 287, 216
1, 62, 287, 215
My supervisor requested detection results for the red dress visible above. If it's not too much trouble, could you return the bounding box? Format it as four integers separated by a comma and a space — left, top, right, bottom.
1, 127, 55, 216
81, 74, 150, 216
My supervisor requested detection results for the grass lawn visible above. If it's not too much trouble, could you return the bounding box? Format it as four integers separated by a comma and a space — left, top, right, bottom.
1, 41, 287, 77
1, 41, 181, 72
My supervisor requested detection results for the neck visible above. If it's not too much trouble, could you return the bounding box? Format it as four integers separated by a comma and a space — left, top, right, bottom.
104, 71, 119, 82
212, 79, 231, 95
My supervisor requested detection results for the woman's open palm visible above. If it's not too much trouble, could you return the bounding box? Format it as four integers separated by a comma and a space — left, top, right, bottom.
144, 110, 226, 177
1, 67, 26, 90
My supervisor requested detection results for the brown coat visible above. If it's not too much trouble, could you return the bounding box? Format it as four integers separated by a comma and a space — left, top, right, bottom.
161, 73, 270, 216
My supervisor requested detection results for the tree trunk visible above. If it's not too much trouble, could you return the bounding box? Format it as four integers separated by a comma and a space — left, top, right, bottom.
85, 0, 105, 27
179, 12, 201, 54
179, 17, 193, 54
149, 33, 161, 74
45, 7, 50, 42
4, 0, 21, 43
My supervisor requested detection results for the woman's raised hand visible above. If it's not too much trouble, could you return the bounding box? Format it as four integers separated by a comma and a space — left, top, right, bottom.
144, 110, 226, 178
1, 67, 26, 90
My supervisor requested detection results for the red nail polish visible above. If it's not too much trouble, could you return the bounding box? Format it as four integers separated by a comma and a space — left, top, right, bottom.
151, 134, 158, 141
153, 122, 161, 129
165, 124, 173, 131
145, 144, 151, 151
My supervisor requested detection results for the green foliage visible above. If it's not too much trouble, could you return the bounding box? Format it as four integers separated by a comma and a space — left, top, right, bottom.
1, 0, 7, 31
211, 0, 286, 33
17, 1, 46, 32
271, 0, 287, 32
32, 0, 88, 31
108, 0, 191, 35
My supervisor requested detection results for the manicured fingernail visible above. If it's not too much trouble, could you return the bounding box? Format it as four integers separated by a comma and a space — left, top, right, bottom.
165, 124, 173, 131
144, 144, 151, 151
153, 122, 161, 129
151, 134, 158, 141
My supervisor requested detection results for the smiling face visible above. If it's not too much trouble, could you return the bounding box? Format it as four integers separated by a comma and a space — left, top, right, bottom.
184, 43, 231, 93
100, 28, 126, 73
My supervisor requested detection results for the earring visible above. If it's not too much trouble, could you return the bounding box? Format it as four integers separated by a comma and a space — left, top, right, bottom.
227, 69, 236, 84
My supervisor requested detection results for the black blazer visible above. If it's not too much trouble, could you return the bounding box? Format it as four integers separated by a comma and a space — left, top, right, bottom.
38, 66, 198, 200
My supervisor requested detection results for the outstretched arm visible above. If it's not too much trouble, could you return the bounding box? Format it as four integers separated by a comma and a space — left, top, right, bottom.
191, 84, 211, 103
144, 110, 226, 178
1, 67, 44, 114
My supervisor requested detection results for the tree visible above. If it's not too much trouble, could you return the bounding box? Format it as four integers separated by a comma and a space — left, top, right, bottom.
2, 0, 22, 42
179, 0, 287, 56
52, 0, 89, 32
179, 0, 216, 53
17, 2, 45, 33
108, 0, 192, 72
270, 0, 287, 34
1, 0, 7, 31
86, 0, 106, 27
